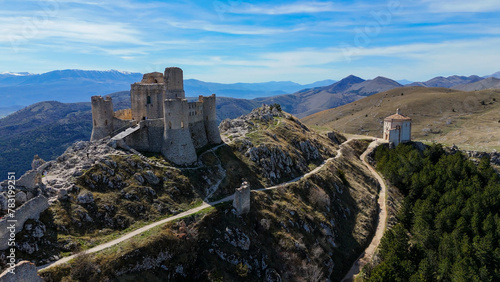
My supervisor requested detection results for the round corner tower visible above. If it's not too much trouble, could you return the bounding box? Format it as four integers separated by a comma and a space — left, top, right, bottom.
90, 96, 114, 141
200, 94, 222, 144
162, 98, 197, 165
164, 67, 185, 99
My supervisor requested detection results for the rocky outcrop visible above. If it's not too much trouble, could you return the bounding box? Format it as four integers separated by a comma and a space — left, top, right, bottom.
446, 145, 500, 166
0, 260, 42, 282
464, 150, 500, 166
245, 144, 295, 180
77, 191, 95, 205
220, 105, 336, 185
327, 131, 347, 145
31, 155, 45, 170
219, 105, 285, 141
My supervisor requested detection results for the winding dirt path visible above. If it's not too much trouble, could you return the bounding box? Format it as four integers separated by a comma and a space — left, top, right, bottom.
342, 139, 388, 281
38, 138, 385, 274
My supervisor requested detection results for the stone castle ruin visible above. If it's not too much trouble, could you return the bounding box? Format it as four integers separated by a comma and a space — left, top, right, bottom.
90, 67, 222, 165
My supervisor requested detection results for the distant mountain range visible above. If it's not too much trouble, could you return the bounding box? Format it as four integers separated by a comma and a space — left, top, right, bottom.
256, 75, 403, 118
452, 77, 500, 91
0, 69, 336, 108
485, 71, 500, 78
407, 75, 484, 88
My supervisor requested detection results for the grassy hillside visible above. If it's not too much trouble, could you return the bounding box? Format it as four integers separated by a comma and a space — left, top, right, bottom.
0, 101, 92, 176
302, 87, 500, 151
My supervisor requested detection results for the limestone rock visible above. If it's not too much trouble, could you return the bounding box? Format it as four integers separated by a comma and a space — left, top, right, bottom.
15, 191, 28, 206
18, 241, 39, 255
132, 173, 144, 184
0, 261, 43, 282
31, 155, 45, 170
77, 191, 94, 204
327, 131, 347, 145
57, 189, 69, 201
0, 193, 8, 211
143, 170, 160, 185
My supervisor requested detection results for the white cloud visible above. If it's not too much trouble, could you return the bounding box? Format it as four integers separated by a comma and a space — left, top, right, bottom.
423, 0, 500, 13
156, 37, 500, 83
0, 17, 143, 45
167, 20, 304, 35
228, 1, 353, 15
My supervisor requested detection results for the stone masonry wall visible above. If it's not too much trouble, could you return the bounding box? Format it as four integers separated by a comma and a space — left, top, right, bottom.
233, 182, 251, 215
91, 96, 114, 141
162, 99, 197, 164
124, 119, 164, 153
130, 83, 166, 120
0, 195, 49, 250
201, 94, 222, 144
164, 67, 185, 99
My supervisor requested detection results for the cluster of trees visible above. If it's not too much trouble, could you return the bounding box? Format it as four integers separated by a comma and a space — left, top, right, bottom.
366, 144, 500, 281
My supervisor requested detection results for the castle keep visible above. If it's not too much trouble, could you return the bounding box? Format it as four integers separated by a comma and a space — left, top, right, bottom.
90, 67, 222, 165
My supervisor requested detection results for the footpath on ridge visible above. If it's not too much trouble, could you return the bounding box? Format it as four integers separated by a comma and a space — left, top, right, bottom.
342, 139, 388, 281
38, 137, 388, 274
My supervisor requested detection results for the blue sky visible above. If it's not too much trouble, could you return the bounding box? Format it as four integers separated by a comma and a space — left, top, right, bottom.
1, 0, 499, 83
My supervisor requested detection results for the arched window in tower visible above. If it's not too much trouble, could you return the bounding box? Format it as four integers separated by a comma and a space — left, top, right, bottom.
168, 121, 172, 129
94, 120, 96, 126
105, 120, 108, 126
147, 96, 151, 104
181, 121, 184, 128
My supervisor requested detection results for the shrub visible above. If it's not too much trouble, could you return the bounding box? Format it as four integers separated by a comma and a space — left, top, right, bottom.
70, 252, 98, 281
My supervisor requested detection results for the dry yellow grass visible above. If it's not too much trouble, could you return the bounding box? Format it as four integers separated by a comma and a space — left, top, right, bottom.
302, 87, 500, 151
